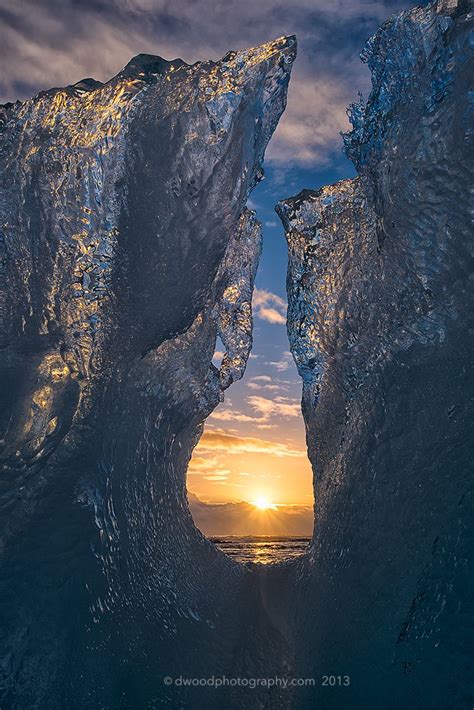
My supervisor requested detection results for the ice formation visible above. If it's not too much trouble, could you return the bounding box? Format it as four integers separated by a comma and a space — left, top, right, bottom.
0, 38, 297, 708
277, 1, 473, 707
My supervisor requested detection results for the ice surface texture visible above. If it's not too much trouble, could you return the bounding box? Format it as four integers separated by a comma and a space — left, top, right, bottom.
277, 1, 473, 708
1, 0, 473, 707
0, 38, 296, 708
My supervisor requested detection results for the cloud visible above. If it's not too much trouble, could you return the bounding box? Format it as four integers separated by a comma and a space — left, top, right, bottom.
187, 455, 220, 473
247, 395, 300, 418
265, 77, 352, 165
258, 308, 286, 325
247, 382, 280, 391
265, 350, 294, 372
196, 431, 305, 458
0, 0, 411, 166
210, 381, 299, 426
253, 289, 286, 310
267, 359, 289, 371
0, 0, 166, 101
203, 473, 230, 481
210, 410, 262, 424
188, 456, 233, 483
253, 288, 287, 325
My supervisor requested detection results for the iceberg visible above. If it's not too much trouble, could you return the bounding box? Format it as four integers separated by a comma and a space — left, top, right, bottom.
0, 38, 296, 708
277, 1, 473, 707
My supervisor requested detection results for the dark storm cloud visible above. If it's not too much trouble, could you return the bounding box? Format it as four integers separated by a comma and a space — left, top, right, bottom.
0, 0, 412, 165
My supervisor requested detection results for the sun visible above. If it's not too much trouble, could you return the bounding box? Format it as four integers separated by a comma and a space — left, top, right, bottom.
251, 496, 277, 511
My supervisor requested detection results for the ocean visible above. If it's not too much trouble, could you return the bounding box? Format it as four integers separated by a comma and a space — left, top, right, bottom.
210, 535, 311, 565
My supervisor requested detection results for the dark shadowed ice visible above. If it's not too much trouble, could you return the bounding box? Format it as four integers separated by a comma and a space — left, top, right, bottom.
277, 1, 473, 708
0, 37, 298, 709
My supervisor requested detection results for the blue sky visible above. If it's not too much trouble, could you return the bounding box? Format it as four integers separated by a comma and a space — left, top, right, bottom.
0, 0, 415, 506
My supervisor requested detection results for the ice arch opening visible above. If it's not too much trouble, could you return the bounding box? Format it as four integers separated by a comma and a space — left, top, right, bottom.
186, 208, 314, 564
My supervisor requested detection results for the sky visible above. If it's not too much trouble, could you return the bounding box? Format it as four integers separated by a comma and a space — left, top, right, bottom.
0, 0, 414, 526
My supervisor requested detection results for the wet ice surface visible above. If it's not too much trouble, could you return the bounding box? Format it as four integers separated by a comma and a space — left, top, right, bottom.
277, 1, 473, 708
0, 37, 299, 709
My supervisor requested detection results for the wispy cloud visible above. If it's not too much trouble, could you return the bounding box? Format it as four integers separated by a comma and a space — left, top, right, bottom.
188, 456, 232, 483
265, 350, 294, 372
247, 395, 300, 418
211, 350, 225, 368
210, 376, 298, 427
188, 455, 220, 472
196, 430, 305, 458
253, 289, 286, 310
265, 77, 352, 165
0, 0, 411, 165
210, 410, 262, 424
267, 359, 289, 371
253, 288, 287, 325
247, 382, 280, 391
203, 473, 230, 481
259, 308, 286, 325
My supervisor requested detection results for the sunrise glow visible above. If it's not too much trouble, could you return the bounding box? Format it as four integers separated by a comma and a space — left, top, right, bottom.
251, 496, 277, 511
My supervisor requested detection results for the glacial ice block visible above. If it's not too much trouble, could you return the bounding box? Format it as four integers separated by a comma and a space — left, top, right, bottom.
277, 2, 473, 708
0, 38, 295, 709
